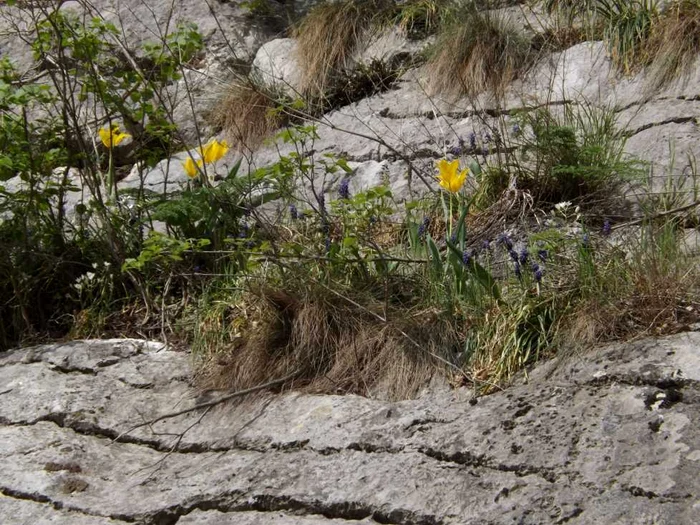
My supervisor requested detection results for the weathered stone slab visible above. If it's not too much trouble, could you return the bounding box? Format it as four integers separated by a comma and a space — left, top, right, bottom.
1, 335, 699, 523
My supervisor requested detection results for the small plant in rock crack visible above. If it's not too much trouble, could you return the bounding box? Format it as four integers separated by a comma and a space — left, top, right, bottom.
644, 0, 700, 92
427, 5, 535, 99
596, 0, 661, 74
294, 0, 394, 96
497, 103, 644, 214
393, 0, 453, 39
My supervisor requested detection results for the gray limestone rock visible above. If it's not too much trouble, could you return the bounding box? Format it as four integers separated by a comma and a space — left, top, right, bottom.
1, 334, 699, 523
252, 38, 304, 99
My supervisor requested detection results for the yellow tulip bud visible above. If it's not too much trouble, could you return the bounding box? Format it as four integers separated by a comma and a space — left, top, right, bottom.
183, 156, 203, 178
437, 159, 468, 193
200, 139, 230, 164
98, 125, 131, 149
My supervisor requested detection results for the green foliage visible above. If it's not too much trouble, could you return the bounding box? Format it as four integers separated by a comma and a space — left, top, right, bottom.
122, 233, 210, 273
597, 0, 660, 73
0, 58, 64, 182
0, 7, 205, 348
545, 0, 662, 73
3, 0, 700, 400
32, 11, 203, 165
507, 103, 644, 209
393, 0, 453, 39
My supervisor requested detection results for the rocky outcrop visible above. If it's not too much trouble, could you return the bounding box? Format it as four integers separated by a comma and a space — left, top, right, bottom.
1, 334, 699, 523
3, 1, 700, 210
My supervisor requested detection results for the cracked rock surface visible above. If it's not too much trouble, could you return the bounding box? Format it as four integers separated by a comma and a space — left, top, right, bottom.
1, 335, 700, 524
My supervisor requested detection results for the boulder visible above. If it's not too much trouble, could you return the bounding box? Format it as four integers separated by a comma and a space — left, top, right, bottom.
251, 38, 304, 98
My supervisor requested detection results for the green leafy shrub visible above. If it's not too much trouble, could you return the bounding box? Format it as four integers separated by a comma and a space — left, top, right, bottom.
474, 103, 644, 213
0, 6, 205, 348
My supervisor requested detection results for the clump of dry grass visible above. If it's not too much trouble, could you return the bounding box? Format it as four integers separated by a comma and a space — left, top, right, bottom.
294, 0, 391, 96
211, 78, 291, 153
532, 25, 588, 53
196, 283, 460, 401
426, 7, 534, 100
645, 0, 700, 92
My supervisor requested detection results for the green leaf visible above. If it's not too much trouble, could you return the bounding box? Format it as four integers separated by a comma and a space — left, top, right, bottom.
336, 157, 353, 174
226, 159, 242, 180
445, 239, 501, 302
426, 234, 443, 277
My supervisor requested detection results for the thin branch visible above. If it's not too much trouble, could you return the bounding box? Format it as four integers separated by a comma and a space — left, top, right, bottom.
114, 371, 300, 442
612, 199, 700, 230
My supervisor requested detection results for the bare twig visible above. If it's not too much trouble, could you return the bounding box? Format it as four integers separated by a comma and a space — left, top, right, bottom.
612, 199, 700, 230
114, 371, 300, 443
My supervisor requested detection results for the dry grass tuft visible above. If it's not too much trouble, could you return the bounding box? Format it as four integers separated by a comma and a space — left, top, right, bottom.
196, 284, 459, 401
426, 7, 534, 100
645, 0, 700, 92
211, 79, 290, 153
294, 0, 390, 96
532, 25, 588, 52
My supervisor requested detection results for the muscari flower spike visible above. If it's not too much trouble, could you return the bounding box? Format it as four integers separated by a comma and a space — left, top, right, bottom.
289, 204, 299, 220
498, 233, 513, 251
462, 249, 472, 266
339, 178, 351, 199
602, 219, 612, 236
418, 217, 430, 239
519, 247, 529, 265
532, 263, 543, 282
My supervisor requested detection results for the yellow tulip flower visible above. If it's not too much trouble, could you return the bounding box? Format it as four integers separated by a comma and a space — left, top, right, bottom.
200, 139, 230, 164
183, 156, 203, 178
437, 159, 468, 193
98, 125, 131, 148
